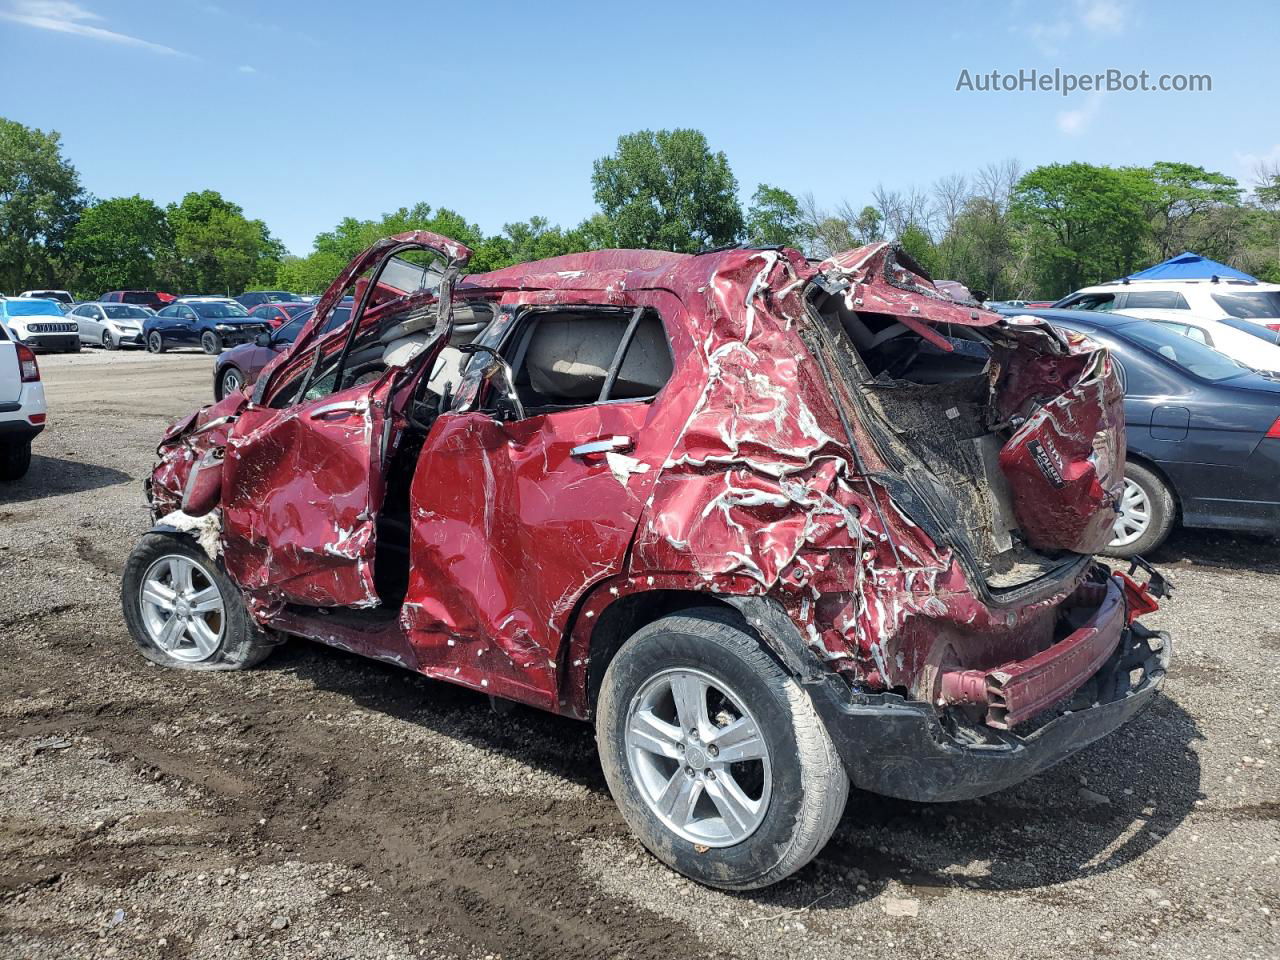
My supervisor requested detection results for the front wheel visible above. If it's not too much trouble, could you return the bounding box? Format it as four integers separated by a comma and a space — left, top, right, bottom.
1103, 462, 1176, 558
121, 532, 275, 670
596, 609, 848, 890
216, 366, 244, 401
201, 331, 222, 355
102, 330, 118, 351
147, 331, 166, 354
0, 438, 32, 482
64, 341, 80, 353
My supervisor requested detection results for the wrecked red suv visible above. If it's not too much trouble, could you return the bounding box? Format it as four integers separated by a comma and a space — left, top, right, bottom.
122, 232, 1171, 890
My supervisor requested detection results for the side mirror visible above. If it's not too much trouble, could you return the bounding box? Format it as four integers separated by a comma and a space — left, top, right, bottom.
255, 332, 273, 348
457, 343, 526, 421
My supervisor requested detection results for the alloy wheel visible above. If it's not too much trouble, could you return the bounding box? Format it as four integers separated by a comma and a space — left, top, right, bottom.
1111, 477, 1151, 548
138, 554, 225, 663
221, 368, 242, 397
625, 668, 772, 847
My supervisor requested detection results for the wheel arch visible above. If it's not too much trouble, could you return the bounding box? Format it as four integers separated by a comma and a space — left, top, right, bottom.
1124, 449, 1183, 521
564, 573, 827, 720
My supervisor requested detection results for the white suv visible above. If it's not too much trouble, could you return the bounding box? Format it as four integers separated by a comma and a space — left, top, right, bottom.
1054, 278, 1280, 332
0, 319, 47, 481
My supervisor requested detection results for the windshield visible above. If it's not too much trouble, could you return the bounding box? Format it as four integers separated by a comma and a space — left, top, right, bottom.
103, 305, 150, 320
1212, 291, 1280, 319
192, 302, 249, 318
5, 299, 64, 317
1116, 321, 1252, 382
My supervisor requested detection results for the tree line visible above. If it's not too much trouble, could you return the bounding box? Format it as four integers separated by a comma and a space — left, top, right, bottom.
3, 115, 1278, 301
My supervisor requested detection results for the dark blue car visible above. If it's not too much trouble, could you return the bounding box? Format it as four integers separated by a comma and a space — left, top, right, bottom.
1001, 308, 1280, 556
144, 300, 270, 355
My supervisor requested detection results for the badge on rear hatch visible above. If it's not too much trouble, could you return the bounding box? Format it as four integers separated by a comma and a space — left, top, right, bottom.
1028, 439, 1066, 488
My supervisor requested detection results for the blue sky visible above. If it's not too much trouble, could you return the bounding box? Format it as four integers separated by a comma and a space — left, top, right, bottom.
4, 0, 1277, 255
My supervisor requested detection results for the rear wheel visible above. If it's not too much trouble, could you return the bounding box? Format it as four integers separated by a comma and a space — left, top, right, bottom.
147, 331, 166, 354
201, 331, 222, 355
1103, 462, 1176, 558
0, 438, 32, 482
121, 532, 275, 670
596, 609, 848, 890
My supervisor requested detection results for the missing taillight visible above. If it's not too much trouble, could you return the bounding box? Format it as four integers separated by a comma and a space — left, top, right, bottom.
15, 343, 40, 382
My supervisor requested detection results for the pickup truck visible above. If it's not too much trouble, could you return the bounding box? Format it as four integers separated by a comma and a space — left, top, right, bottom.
0, 319, 46, 481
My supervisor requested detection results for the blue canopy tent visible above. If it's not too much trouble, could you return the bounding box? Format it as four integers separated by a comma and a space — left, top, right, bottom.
1124, 251, 1257, 283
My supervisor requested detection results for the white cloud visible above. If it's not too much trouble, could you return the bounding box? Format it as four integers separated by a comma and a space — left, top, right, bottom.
0, 1, 189, 56
1077, 0, 1129, 33
237, 64, 256, 74
1016, 0, 1130, 53
1057, 92, 1105, 135
1233, 143, 1280, 187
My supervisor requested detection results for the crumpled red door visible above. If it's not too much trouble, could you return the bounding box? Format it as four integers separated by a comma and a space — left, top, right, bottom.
221, 375, 397, 610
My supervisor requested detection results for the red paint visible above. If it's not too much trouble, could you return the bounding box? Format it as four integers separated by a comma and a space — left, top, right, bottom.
146, 235, 1154, 731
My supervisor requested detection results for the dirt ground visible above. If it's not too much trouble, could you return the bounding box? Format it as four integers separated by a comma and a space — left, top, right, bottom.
1, 348, 1277, 960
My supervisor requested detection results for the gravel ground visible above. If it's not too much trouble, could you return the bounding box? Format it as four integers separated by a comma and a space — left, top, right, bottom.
1, 348, 1277, 960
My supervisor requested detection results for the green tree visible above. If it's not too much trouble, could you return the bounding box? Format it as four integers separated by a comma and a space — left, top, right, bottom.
165, 190, 282, 294
746, 184, 803, 247
1140, 161, 1242, 259
1011, 162, 1152, 296
898, 223, 937, 276
591, 129, 743, 252
65, 195, 172, 296
0, 117, 85, 293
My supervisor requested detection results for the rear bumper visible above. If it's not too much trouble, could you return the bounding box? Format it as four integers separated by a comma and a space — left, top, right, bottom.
0, 417, 44, 440
809, 622, 1170, 802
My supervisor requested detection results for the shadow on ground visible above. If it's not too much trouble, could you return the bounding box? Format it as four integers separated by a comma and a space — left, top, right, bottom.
273, 632, 1202, 909
0, 455, 132, 504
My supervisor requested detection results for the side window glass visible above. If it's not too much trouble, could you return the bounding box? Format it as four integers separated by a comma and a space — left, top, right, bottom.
1184, 326, 1209, 345
501, 307, 673, 415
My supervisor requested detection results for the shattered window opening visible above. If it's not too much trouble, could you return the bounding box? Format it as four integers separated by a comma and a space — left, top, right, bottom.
484, 306, 673, 417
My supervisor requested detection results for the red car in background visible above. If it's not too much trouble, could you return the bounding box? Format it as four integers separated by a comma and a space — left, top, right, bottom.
248, 301, 313, 329
100, 290, 175, 311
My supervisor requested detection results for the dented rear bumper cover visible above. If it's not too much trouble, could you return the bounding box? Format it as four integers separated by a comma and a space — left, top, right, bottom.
807, 621, 1170, 802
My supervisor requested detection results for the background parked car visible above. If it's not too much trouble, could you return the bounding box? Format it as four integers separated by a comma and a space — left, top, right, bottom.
18, 289, 74, 308
0, 298, 79, 352
235, 290, 304, 309
0, 320, 46, 481
144, 300, 268, 355
247, 301, 313, 328
100, 290, 174, 311
1055, 278, 1280, 333
213, 299, 353, 399
1005, 307, 1280, 555
70, 302, 150, 350
1114, 307, 1280, 374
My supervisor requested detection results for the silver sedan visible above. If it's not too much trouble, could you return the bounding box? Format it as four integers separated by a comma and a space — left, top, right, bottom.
71, 302, 150, 350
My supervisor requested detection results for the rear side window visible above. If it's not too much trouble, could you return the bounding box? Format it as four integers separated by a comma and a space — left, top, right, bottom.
1125, 290, 1189, 309
505, 308, 673, 411
1212, 291, 1280, 319
1062, 293, 1117, 311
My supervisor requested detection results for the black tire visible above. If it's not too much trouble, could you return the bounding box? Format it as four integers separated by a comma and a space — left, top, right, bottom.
1102, 461, 1176, 558
64, 341, 80, 353
0, 438, 32, 482
216, 366, 244, 401
201, 330, 222, 355
596, 608, 848, 890
147, 331, 166, 354
102, 330, 118, 351
121, 532, 276, 671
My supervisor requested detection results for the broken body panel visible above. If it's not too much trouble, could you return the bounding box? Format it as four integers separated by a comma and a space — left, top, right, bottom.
146, 234, 1166, 802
